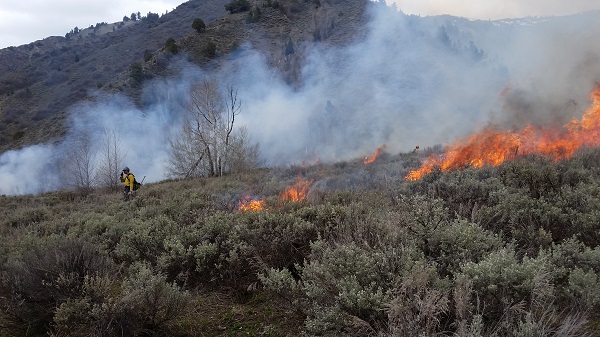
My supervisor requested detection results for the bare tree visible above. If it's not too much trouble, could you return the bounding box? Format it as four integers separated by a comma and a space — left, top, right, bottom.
227, 126, 261, 173
97, 128, 125, 190
219, 84, 243, 175
62, 132, 96, 192
167, 79, 252, 178
167, 121, 205, 179
190, 79, 223, 177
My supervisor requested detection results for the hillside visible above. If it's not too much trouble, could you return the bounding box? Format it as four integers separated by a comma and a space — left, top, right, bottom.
0, 0, 230, 152
1, 147, 600, 336
2, 2, 600, 335
0, 0, 370, 154
3, 1, 600, 186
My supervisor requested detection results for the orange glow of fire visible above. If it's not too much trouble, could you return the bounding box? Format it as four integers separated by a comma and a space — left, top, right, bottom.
280, 176, 314, 203
364, 145, 387, 164
238, 196, 266, 212
406, 85, 600, 181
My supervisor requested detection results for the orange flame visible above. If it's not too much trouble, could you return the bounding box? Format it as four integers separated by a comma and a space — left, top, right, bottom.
239, 196, 266, 212
364, 144, 387, 164
406, 85, 600, 180
280, 176, 314, 203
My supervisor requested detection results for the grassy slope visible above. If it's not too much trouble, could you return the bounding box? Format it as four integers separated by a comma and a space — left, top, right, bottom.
0, 167, 307, 336
2, 148, 600, 335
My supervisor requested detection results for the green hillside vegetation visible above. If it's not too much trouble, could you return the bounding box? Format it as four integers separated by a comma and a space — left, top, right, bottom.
2, 147, 600, 336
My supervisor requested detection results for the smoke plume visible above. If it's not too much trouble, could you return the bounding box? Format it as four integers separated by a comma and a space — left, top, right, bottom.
2, 4, 600, 195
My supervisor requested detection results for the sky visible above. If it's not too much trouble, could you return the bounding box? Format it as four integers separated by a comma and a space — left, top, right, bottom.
2, 0, 600, 49
0, 0, 183, 49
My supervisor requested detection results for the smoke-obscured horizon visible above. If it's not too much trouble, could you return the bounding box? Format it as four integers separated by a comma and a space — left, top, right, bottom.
2, 4, 600, 195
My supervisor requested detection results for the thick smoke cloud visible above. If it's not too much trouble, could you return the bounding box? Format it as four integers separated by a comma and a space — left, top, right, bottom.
473, 12, 600, 128
2, 4, 600, 195
0, 144, 59, 195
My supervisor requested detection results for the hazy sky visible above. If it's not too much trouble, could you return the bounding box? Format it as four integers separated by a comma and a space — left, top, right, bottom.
1, 0, 600, 49
392, 0, 600, 20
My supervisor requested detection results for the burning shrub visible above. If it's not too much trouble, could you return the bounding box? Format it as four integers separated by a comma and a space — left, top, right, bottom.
364, 144, 386, 165
238, 195, 267, 212
406, 85, 600, 182
280, 176, 314, 203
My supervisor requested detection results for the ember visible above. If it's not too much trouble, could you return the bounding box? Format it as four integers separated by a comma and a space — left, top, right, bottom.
406, 85, 600, 180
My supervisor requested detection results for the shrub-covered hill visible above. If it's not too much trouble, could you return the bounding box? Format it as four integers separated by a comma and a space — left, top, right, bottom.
0, 0, 369, 155
0, 0, 230, 153
2, 148, 600, 336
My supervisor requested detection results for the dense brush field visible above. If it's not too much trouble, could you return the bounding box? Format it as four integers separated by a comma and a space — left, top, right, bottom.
2, 148, 600, 336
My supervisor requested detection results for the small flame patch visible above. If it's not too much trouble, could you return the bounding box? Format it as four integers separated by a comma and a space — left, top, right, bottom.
364, 144, 386, 165
280, 176, 314, 203
238, 195, 266, 212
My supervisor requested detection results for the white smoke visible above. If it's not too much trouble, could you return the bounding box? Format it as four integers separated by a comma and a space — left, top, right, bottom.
2, 4, 600, 195
0, 144, 59, 195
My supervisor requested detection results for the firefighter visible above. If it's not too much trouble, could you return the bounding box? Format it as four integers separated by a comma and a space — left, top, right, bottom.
119, 166, 136, 201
